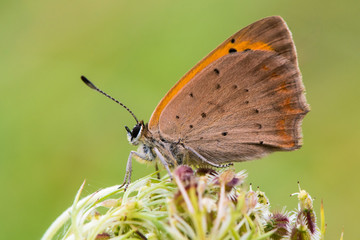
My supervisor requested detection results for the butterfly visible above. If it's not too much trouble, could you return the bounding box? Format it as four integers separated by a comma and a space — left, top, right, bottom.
82, 16, 310, 189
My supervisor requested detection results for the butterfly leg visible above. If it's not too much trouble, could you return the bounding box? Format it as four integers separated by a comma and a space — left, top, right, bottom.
155, 163, 161, 179
154, 147, 173, 180
118, 150, 151, 191
184, 145, 233, 168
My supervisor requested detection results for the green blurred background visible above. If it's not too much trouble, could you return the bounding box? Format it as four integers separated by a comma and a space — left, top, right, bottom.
1, 0, 359, 239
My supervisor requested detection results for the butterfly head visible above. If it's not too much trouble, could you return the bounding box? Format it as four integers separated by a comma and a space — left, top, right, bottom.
125, 121, 145, 145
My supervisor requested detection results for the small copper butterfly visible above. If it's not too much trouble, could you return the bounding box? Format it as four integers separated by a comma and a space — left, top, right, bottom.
82, 16, 310, 189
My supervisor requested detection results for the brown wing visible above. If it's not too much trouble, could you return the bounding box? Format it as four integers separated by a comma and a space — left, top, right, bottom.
157, 50, 309, 163
148, 16, 300, 131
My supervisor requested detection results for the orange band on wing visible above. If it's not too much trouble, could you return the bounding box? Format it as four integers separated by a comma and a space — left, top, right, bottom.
276, 119, 295, 148
149, 40, 273, 128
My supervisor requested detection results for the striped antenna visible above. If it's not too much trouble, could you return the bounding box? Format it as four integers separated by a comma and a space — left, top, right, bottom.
81, 75, 139, 123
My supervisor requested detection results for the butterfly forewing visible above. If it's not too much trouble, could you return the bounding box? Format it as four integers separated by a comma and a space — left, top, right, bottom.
148, 16, 299, 130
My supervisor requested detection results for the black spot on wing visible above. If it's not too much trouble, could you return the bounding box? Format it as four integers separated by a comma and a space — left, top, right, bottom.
229, 48, 237, 53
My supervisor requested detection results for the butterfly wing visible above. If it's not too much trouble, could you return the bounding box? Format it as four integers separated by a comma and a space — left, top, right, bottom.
157, 50, 309, 163
149, 16, 300, 131
148, 16, 309, 163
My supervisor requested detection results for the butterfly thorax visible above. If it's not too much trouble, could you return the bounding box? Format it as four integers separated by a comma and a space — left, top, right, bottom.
126, 121, 190, 167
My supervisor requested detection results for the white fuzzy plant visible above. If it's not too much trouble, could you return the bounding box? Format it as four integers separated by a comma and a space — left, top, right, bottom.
42, 166, 328, 240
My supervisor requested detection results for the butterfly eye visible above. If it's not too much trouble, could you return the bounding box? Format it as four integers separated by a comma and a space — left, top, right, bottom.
131, 124, 142, 140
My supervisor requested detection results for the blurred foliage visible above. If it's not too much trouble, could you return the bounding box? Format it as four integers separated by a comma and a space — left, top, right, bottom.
0, 0, 359, 239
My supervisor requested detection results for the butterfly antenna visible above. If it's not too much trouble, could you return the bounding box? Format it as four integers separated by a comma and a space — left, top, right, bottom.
81, 75, 139, 123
